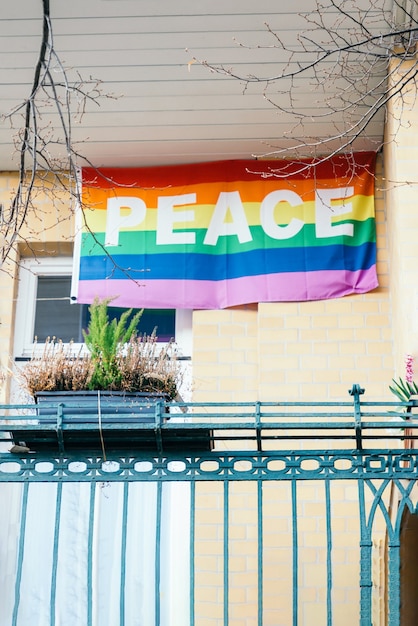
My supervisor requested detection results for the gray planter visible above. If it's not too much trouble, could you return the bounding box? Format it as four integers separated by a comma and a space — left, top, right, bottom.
34, 390, 169, 424
11, 391, 215, 454
11, 390, 172, 453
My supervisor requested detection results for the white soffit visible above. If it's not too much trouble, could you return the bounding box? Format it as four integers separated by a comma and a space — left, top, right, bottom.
0, 0, 397, 170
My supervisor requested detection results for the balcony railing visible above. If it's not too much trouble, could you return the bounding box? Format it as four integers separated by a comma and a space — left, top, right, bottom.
0, 384, 416, 626
1, 384, 417, 456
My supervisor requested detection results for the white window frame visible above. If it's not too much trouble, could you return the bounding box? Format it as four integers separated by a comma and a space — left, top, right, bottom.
14, 257, 193, 359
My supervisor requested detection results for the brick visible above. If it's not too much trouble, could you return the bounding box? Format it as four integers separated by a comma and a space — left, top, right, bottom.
228, 587, 247, 604
327, 328, 355, 341
194, 324, 222, 337
354, 327, 381, 341
299, 328, 328, 341
194, 364, 232, 378
312, 316, 339, 328
220, 324, 253, 336
299, 355, 328, 370
260, 355, 299, 370
193, 350, 220, 363
339, 342, 366, 355
231, 337, 258, 351
259, 302, 298, 316
367, 341, 393, 355
328, 356, 356, 370
313, 369, 341, 383
366, 315, 390, 327
259, 328, 299, 343
311, 341, 339, 354
194, 555, 221, 571
218, 350, 246, 363
286, 369, 313, 383
233, 363, 258, 378
219, 377, 247, 392
284, 315, 311, 328
194, 337, 233, 351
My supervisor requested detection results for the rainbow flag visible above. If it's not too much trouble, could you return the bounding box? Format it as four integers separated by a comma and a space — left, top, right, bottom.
72, 154, 378, 309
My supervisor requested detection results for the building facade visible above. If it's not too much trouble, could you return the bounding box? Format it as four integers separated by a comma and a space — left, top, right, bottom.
0, 9, 418, 626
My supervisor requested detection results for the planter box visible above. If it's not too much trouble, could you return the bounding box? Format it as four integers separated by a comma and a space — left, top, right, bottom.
34, 390, 169, 424
11, 391, 213, 453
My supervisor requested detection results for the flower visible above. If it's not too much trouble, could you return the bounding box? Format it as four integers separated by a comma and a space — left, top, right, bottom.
389, 353, 418, 405
405, 354, 414, 384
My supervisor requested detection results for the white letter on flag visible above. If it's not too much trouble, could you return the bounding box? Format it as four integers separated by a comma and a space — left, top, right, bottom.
105, 197, 147, 247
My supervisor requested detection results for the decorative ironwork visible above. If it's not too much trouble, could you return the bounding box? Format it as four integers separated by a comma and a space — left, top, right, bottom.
0, 450, 417, 483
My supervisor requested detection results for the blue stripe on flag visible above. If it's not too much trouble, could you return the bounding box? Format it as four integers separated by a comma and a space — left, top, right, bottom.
79, 242, 376, 282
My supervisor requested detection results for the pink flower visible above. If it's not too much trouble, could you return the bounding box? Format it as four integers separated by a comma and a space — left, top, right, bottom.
405, 354, 414, 383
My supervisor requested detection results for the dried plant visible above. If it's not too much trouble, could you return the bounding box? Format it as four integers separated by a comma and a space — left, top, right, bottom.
15, 335, 181, 400
16, 339, 93, 395
117, 335, 182, 399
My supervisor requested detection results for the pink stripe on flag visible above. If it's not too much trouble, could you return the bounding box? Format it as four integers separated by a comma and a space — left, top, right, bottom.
76, 268, 378, 309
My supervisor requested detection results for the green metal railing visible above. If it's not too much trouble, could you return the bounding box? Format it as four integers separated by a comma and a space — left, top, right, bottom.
0, 385, 417, 626
1, 384, 418, 456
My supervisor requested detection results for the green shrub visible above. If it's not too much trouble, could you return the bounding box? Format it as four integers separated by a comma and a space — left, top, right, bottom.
83, 297, 143, 390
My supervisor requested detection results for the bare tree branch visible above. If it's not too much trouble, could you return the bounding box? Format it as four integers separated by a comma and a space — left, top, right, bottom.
191, 0, 418, 174
0, 0, 135, 280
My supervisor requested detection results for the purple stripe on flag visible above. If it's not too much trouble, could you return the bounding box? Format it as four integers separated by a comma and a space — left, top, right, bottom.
76, 268, 378, 310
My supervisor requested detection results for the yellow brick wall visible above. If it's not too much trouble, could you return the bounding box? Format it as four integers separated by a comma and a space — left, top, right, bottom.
192, 306, 259, 401
0, 173, 73, 402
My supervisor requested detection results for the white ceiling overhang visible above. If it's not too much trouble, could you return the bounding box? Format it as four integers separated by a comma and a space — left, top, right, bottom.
0, 0, 401, 170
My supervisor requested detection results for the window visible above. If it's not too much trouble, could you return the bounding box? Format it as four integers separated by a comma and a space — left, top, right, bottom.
14, 257, 192, 358
34, 275, 85, 343
33, 275, 176, 343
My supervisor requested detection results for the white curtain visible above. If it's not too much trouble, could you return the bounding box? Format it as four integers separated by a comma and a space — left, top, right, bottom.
0, 480, 190, 626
